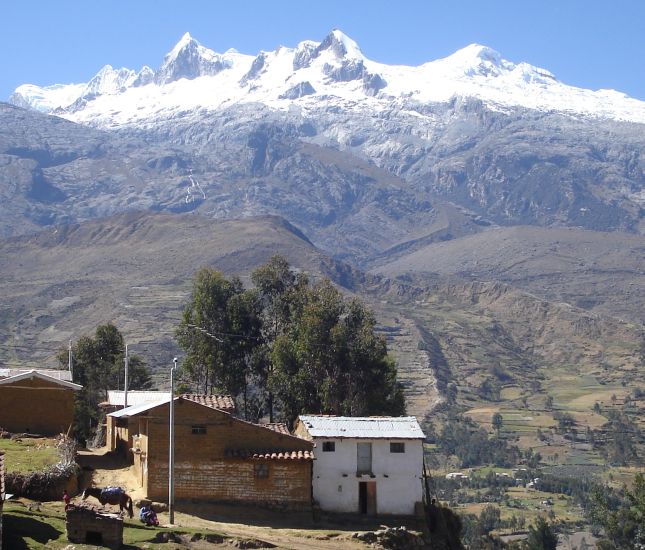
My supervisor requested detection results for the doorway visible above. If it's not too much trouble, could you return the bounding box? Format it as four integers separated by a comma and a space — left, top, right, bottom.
358, 481, 377, 515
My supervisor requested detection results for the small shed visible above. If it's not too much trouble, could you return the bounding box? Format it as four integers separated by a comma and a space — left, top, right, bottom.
0, 370, 82, 435
295, 415, 426, 516
66, 505, 123, 548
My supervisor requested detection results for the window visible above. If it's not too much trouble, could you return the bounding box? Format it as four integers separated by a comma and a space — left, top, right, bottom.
322, 441, 336, 452
357, 442, 372, 474
390, 442, 405, 453
191, 425, 207, 435
254, 463, 269, 479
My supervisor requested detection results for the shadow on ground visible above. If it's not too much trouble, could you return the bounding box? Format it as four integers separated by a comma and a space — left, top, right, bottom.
2, 511, 63, 549
77, 447, 132, 472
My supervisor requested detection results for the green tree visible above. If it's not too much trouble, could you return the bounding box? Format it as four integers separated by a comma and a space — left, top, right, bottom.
492, 412, 503, 436
477, 504, 501, 536
176, 258, 406, 425
587, 473, 645, 549
59, 323, 151, 441
177, 269, 245, 393
176, 267, 263, 418
270, 278, 405, 423
250, 254, 305, 421
525, 517, 557, 550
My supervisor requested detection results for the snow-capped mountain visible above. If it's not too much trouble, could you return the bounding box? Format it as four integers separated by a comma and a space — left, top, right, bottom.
10, 30, 645, 126
3, 30, 644, 255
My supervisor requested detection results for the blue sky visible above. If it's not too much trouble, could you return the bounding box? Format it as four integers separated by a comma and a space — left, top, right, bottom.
1, 0, 644, 101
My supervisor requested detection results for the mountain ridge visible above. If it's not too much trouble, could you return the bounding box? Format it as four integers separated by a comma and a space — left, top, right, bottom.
10, 29, 645, 124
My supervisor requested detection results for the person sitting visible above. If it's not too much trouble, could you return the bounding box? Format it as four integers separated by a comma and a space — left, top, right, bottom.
139, 505, 159, 526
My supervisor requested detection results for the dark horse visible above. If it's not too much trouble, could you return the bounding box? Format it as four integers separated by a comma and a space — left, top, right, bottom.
82, 486, 134, 518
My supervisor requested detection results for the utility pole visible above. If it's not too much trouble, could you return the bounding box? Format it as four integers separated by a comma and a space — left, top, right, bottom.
68, 340, 73, 377
124, 344, 129, 408
168, 357, 178, 525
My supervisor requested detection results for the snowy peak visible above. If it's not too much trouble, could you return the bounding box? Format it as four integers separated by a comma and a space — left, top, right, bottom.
316, 29, 364, 60
431, 43, 557, 84
155, 32, 230, 84
433, 44, 516, 77
291, 30, 364, 72
7, 29, 645, 125
84, 65, 137, 97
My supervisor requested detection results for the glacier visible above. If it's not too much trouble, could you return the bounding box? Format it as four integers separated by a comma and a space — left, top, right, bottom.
9, 29, 645, 127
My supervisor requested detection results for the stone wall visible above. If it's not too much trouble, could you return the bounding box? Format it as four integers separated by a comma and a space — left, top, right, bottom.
66, 505, 123, 548
0, 377, 75, 435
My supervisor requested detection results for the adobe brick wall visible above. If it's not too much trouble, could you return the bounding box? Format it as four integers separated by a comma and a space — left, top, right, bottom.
137, 400, 313, 507
147, 458, 312, 507
0, 378, 75, 435
146, 401, 311, 458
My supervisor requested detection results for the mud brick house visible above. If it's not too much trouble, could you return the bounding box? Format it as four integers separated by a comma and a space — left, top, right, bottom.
0, 370, 82, 435
107, 397, 314, 509
1, 451, 4, 550
106, 393, 235, 455
295, 415, 425, 516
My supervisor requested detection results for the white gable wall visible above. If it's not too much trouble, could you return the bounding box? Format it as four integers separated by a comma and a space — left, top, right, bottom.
312, 437, 423, 515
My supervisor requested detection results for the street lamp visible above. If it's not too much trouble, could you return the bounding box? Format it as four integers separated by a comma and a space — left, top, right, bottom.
169, 357, 178, 524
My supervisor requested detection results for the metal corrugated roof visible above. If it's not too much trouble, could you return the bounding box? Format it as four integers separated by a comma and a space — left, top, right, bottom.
298, 415, 425, 439
0, 370, 82, 391
108, 397, 171, 418
107, 390, 170, 407
106, 391, 235, 412
0, 369, 72, 381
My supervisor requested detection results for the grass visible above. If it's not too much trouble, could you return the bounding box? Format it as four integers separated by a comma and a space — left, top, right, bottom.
2, 501, 230, 549
2, 502, 67, 549
0, 438, 60, 474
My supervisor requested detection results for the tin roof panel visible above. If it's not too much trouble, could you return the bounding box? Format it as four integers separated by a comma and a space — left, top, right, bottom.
298, 415, 425, 439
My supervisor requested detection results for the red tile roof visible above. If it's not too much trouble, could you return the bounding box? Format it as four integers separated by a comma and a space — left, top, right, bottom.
180, 394, 235, 412
224, 449, 314, 460
260, 423, 291, 435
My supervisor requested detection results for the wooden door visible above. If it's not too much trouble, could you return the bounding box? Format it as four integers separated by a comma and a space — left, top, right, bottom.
359, 481, 377, 515
366, 481, 377, 515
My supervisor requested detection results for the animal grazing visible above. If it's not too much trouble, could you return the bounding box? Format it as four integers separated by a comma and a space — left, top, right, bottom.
81, 486, 134, 518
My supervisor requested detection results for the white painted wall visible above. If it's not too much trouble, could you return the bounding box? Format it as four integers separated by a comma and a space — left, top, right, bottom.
312, 438, 423, 515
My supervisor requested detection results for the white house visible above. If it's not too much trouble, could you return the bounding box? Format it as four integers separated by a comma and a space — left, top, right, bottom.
295, 415, 425, 516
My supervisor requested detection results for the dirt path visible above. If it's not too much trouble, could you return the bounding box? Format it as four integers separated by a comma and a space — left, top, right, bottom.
73, 447, 378, 549
76, 446, 146, 501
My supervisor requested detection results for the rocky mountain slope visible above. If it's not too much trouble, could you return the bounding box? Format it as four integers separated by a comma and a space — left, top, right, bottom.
6, 30, 644, 243
0, 212, 362, 368
0, 212, 641, 424
372, 225, 645, 324
1, 30, 643, 423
